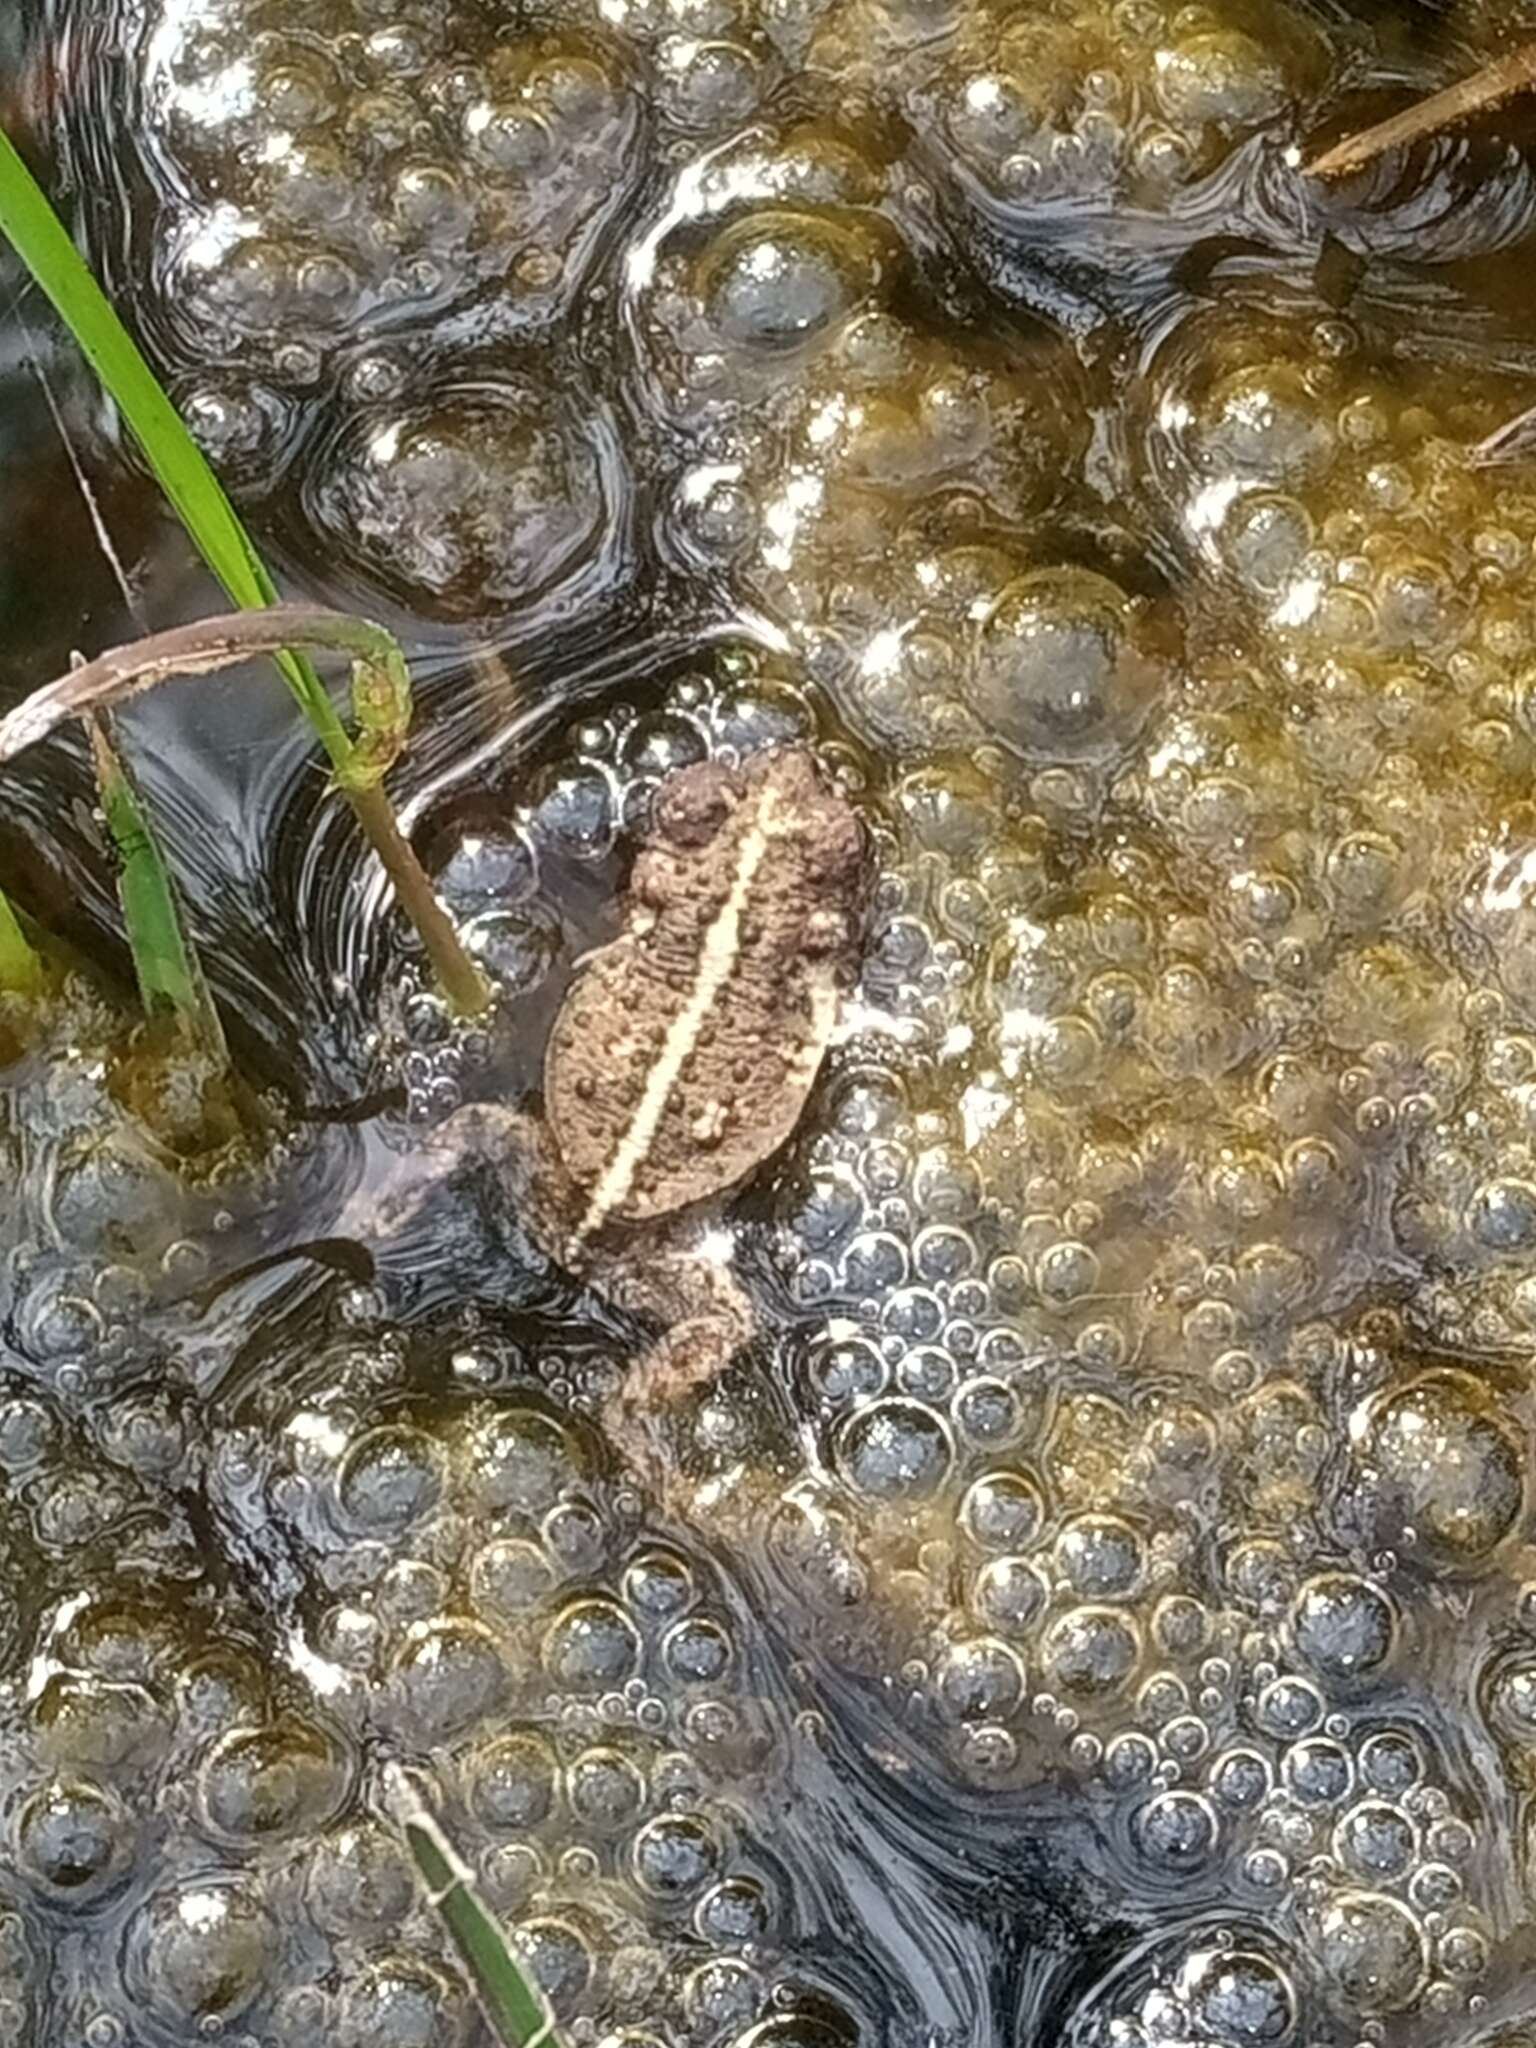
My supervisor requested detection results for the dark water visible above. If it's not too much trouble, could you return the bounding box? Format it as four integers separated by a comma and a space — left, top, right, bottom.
8, 2, 1536, 2045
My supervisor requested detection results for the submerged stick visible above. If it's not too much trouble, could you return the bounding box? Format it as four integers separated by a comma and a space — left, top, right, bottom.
386, 1765, 561, 2048
1306, 41, 1536, 180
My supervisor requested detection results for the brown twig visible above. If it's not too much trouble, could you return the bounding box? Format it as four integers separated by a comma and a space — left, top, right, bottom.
1472, 399, 1536, 466
1306, 41, 1536, 181
0, 605, 493, 1016
0, 605, 389, 761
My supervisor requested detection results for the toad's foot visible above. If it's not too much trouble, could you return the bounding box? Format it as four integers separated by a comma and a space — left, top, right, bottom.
599, 1245, 755, 1507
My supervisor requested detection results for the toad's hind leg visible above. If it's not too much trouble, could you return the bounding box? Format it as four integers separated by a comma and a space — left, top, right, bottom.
599, 1250, 754, 1503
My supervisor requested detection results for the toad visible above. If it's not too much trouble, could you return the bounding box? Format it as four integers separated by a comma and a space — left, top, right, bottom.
361, 744, 874, 1486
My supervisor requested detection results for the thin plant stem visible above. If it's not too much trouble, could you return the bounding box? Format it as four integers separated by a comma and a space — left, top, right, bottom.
1307, 41, 1536, 179
346, 777, 491, 1007
0, 880, 45, 997
0, 124, 491, 1013
1472, 399, 1536, 466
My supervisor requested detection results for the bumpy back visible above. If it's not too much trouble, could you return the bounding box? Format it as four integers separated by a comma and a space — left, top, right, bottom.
545, 747, 871, 1233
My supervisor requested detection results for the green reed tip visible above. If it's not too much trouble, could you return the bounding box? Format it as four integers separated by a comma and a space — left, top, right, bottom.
387, 1765, 563, 2048
90, 714, 228, 1068
0, 879, 45, 999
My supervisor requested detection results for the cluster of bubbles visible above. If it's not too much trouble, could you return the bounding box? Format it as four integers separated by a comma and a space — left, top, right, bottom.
763, 1070, 1505, 1987
58, 0, 642, 617
629, 120, 1106, 695
369, 638, 1529, 2041
0, 1315, 888, 2046
136, 1, 643, 365
64, 0, 1536, 617
914, 0, 1326, 216
24, 0, 1536, 2043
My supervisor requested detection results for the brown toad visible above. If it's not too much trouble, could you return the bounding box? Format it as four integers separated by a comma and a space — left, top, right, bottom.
363, 744, 873, 1483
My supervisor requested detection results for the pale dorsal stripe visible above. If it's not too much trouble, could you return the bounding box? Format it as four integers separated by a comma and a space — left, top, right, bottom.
574, 781, 784, 1243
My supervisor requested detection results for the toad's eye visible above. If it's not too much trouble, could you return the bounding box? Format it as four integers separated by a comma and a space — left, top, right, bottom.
654, 765, 736, 847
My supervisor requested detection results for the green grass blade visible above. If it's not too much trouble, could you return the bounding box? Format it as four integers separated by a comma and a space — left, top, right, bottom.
387, 1766, 560, 2048
89, 716, 227, 1064
0, 881, 45, 997
0, 124, 350, 767
0, 122, 491, 1014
